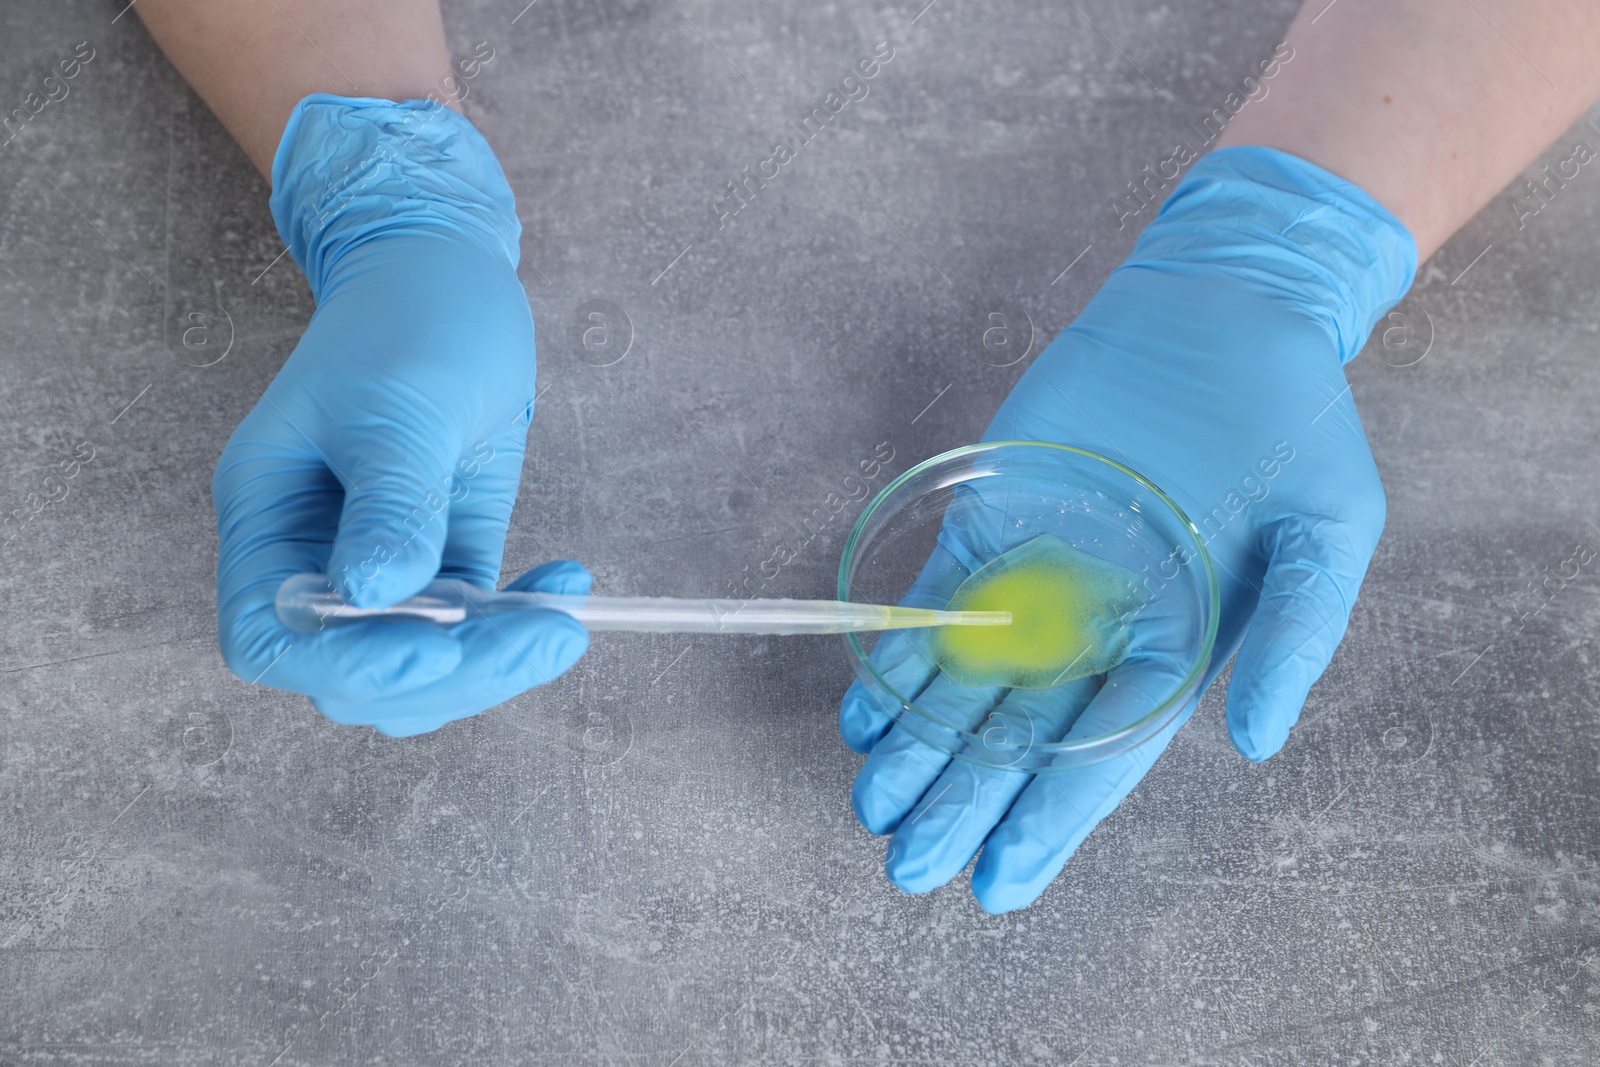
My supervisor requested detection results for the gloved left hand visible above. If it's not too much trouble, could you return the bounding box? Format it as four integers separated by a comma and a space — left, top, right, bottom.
212, 94, 588, 737
840, 146, 1417, 911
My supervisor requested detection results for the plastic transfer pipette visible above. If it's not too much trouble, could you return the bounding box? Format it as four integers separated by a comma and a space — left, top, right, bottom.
275, 573, 1012, 636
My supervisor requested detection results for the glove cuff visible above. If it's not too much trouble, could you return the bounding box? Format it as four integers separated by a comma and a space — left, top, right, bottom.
268, 94, 522, 303
1128, 146, 1418, 364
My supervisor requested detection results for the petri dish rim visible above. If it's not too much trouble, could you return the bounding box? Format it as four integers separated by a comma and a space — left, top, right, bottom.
837, 440, 1221, 758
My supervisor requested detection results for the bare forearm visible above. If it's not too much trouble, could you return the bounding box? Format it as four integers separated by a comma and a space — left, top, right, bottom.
134, 0, 455, 179
1218, 0, 1600, 259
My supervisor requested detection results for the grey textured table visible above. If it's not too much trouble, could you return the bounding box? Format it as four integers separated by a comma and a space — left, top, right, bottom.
2, 0, 1597, 1063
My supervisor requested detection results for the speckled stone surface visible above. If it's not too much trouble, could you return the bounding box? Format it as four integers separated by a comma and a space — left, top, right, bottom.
2, 0, 1597, 1063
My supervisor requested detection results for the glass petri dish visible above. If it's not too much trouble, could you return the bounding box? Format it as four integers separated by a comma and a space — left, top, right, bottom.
838, 442, 1219, 773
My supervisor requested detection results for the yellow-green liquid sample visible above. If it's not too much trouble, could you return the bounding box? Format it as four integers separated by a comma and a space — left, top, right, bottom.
931, 534, 1143, 689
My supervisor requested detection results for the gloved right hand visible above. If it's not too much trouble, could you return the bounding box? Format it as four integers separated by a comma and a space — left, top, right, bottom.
212, 94, 587, 737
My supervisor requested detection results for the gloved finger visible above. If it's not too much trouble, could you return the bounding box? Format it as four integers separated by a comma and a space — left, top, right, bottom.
1226, 512, 1377, 762
311, 560, 593, 734
850, 675, 1005, 835
212, 442, 465, 698
342, 562, 592, 737
312, 607, 588, 734
838, 630, 940, 755
883, 679, 1099, 893
434, 434, 527, 589
839, 543, 970, 753
323, 412, 463, 608
970, 646, 1195, 914
221, 600, 463, 700
504, 558, 593, 596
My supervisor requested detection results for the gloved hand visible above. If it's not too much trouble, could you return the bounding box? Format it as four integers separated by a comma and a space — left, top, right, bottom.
213, 94, 587, 737
840, 146, 1417, 912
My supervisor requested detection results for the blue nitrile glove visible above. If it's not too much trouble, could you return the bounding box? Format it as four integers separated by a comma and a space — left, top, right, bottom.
212, 94, 587, 737
840, 146, 1417, 912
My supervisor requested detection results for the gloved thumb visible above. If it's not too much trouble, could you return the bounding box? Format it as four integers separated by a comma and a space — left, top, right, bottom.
324, 420, 461, 608
1226, 514, 1376, 762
